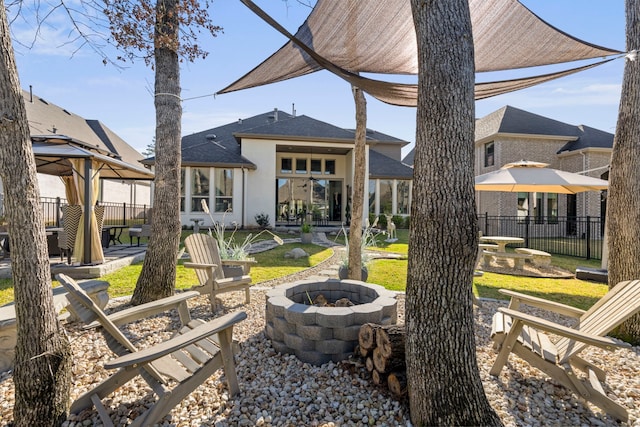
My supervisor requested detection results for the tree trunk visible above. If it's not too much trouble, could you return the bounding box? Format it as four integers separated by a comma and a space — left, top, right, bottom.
406, 1, 501, 425
0, 3, 72, 425
606, 0, 640, 344
348, 86, 366, 280
132, 0, 182, 305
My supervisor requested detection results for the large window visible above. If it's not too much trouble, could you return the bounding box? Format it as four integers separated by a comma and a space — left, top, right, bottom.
368, 180, 376, 213
310, 159, 322, 174
325, 159, 336, 175
379, 180, 393, 214
215, 169, 233, 212
397, 180, 410, 214
191, 168, 209, 212
180, 168, 186, 212
546, 193, 558, 223
281, 158, 292, 174
484, 141, 494, 167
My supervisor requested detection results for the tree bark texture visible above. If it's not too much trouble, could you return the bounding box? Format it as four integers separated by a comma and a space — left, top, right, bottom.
132, 0, 182, 305
348, 86, 366, 280
0, 3, 72, 424
406, 1, 502, 425
606, 0, 640, 344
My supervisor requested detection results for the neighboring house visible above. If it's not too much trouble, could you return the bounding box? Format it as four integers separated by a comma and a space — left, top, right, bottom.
403, 105, 612, 235
0, 89, 152, 214
144, 108, 414, 228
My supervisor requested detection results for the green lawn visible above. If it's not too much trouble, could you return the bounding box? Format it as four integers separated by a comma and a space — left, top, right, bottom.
0, 228, 611, 312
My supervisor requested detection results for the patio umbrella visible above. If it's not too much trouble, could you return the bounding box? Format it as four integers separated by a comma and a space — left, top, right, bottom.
474, 160, 609, 194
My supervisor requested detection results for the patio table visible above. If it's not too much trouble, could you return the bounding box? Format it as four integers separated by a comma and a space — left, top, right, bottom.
479, 236, 524, 252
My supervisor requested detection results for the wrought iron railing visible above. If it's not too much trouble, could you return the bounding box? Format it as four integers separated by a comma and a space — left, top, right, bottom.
478, 214, 604, 260
37, 197, 150, 227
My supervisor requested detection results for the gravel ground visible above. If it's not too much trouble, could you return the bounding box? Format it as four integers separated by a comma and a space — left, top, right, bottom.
1, 257, 639, 426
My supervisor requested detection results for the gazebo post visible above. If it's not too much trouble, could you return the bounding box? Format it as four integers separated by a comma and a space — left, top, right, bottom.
83, 158, 92, 264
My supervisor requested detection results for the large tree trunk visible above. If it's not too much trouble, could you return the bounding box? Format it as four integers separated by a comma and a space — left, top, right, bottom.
606, 0, 640, 344
0, 2, 72, 425
348, 86, 366, 280
406, 1, 501, 425
132, 0, 182, 304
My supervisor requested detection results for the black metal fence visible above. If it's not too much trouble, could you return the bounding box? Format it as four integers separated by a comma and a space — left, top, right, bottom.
38, 197, 150, 227
478, 214, 604, 260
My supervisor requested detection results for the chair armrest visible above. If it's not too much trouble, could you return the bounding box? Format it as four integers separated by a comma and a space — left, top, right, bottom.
498, 289, 586, 318
215, 275, 252, 286
498, 307, 630, 351
86, 291, 201, 328
104, 311, 247, 369
184, 262, 218, 270
221, 259, 257, 267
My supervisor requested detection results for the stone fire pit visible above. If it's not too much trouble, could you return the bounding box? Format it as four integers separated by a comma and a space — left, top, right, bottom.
265, 278, 397, 365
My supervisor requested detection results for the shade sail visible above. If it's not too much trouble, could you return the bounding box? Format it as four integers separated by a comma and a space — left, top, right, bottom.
474, 161, 609, 194
32, 140, 154, 180
218, 0, 622, 105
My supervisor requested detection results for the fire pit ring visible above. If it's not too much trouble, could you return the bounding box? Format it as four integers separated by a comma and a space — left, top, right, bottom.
265, 278, 397, 365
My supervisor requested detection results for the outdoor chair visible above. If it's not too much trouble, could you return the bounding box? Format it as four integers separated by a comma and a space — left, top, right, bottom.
184, 233, 252, 311
490, 280, 640, 422
56, 273, 246, 427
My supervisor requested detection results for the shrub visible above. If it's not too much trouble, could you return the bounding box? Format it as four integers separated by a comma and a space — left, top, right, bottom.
255, 212, 270, 229
301, 223, 313, 233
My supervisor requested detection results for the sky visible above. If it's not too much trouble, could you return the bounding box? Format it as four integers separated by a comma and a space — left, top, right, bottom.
10, 1, 627, 158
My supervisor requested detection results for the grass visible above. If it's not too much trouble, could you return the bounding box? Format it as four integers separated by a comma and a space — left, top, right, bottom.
0, 227, 610, 312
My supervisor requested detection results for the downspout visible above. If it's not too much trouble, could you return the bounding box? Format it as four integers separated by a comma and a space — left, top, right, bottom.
242, 167, 246, 228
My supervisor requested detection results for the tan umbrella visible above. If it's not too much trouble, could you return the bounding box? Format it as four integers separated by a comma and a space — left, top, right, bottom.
474, 160, 608, 194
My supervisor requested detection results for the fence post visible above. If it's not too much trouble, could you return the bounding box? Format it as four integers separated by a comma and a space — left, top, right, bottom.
586, 216, 591, 260
525, 215, 530, 248
55, 197, 61, 227
143, 204, 147, 223
484, 212, 488, 235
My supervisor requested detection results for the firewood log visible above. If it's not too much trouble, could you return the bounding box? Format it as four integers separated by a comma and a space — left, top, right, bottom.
372, 346, 405, 374
375, 325, 405, 359
372, 369, 387, 386
388, 372, 407, 397
365, 357, 374, 372
358, 323, 378, 351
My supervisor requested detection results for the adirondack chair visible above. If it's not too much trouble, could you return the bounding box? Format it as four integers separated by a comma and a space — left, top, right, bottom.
56, 273, 247, 427
184, 233, 253, 310
490, 279, 640, 422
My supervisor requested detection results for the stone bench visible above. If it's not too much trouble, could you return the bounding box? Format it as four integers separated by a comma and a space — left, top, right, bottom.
514, 248, 552, 267
482, 250, 532, 270
0, 279, 109, 373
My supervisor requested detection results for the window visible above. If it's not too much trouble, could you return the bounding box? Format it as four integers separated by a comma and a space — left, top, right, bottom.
310, 159, 322, 174
215, 169, 233, 212
368, 180, 376, 213
517, 192, 528, 222
180, 168, 186, 212
379, 180, 393, 214
295, 158, 307, 174
397, 180, 410, 214
325, 159, 336, 175
281, 158, 292, 174
484, 141, 494, 167
191, 168, 209, 212
547, 193, 558, 223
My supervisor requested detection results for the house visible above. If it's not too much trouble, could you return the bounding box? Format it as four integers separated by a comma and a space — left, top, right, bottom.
474, 105, 611, 227
0, 89, 152, 219
402, 105, 612, 237
144, 108, 414, 228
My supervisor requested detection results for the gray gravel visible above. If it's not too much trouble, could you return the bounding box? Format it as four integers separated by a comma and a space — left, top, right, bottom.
1, 250, 639, 426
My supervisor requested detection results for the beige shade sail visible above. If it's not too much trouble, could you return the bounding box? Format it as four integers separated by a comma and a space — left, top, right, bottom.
474, 160, 609, 194
218, 0, 622, 105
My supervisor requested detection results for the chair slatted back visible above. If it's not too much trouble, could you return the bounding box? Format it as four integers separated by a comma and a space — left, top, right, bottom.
557, 279, 640, 362
61, 206, 82, 250
184, 234, 225, 286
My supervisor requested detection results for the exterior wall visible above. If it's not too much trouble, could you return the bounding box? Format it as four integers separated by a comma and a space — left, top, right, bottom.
242, 138, 278, 228
101, 180, 151, 206
369, 143, 402, 161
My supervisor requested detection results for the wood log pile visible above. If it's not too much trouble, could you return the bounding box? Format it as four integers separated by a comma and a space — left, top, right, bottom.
355, 323, 407, 397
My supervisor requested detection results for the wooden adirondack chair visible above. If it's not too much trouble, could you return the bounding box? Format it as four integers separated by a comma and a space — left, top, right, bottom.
56, 273, 246, 427
184, 233, 253, 310
490, 280, 640, 422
